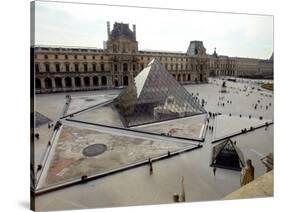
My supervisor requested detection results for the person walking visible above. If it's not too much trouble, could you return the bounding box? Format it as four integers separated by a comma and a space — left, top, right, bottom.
213, 167, 217, 176
149, 158, 153, 175
180, 176, 186, 202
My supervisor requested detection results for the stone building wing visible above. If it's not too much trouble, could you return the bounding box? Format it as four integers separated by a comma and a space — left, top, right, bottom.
113, 58, 206, 127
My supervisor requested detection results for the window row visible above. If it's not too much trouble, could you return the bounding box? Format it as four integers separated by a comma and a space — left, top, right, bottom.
35, 63, 141, 73
39, 54, 103, 60
35, 63, 105, 73
35, 73, 199, 90
171, 73, 204, 82
37, 54, 202, 63
35, 62, 207, 73
35, 76, 108, 89
140, 56, 192, 62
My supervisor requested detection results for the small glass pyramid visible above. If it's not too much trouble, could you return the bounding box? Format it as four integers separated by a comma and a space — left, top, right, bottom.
114, 58, 206, 127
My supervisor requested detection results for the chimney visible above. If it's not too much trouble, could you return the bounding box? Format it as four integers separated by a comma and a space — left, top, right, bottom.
107, 21, 110, 38
133, 24, 136, 39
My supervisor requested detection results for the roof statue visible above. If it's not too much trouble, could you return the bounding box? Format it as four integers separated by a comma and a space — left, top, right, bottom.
113, 58, 206, 127
210, 139, 245, 171
212, 47, 218, 58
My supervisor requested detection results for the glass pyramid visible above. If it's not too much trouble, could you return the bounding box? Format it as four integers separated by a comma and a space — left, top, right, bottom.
113, 58, 206, 127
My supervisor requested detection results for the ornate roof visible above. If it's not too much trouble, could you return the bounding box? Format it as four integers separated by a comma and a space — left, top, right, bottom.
110, 22, 136, 41
186, 41, 206, 56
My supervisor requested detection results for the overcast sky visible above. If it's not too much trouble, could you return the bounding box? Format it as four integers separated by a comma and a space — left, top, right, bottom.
34, 1, 273, 59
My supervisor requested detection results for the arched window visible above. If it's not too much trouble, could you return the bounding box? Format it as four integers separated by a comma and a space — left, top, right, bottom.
123, 63, 128, 72
65, 77, 72, 87
44, 78, 52, 88
92, 63, 96, 71
123, 76, 129, 86
177, 74, 181, 81
183, 74, 186, 81
75, 77, 81, 87
45, 63, 50, 72
65, 63, 70, 72
84, 64, 88, 72
101, 76, 107, 86
93, 76, 99, 86
35, 63, 40, 73
114, 64, 118, 72
55, 77, 62, 88
84, 76, 90, 87
75, 63, 79, 72
113, 44, 117, 52
188, 74, 191, 81
100, 64, 104, 71
55, 63, 60, 72
35, 78, 41, 89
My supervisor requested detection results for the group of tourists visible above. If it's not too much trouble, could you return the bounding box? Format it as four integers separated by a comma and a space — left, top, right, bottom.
217, 96, 233, 107
253, 98, 272, 111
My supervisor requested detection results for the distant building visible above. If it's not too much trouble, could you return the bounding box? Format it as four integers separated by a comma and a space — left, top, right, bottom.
208, 48, 273, 78
32, 22, 273, 93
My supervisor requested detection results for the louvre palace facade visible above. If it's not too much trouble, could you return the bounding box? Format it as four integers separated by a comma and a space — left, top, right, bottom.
32, 22, 273, 93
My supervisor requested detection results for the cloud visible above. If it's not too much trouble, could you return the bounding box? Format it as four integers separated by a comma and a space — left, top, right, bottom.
34, 1, 273, 59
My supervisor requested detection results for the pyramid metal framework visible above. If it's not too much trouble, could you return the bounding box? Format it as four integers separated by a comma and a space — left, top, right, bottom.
210, 139, 245, 171
113, 58, 206, 127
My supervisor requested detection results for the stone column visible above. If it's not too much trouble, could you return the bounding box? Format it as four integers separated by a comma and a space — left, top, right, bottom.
107, 75, 112, 88
51, 78, 56, 88
62, 77, 66, 88
80, 77, 85, 87
98, 76, 102, 87
120, 75, 123, 86
71, 77, 75, 89
40, 78, 45, 89
89, 76, 93, 87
